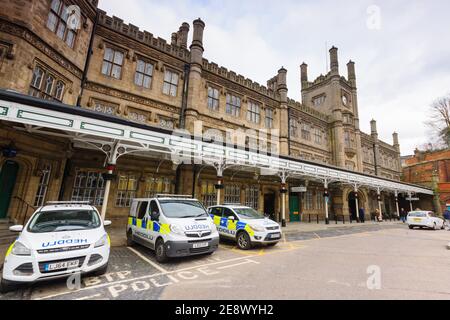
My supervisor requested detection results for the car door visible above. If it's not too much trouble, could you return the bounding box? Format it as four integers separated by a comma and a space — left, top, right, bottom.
209, 207, 223, 234
222, 208, 239, 239
148, 200, 161, 249
134, 201, 150, 244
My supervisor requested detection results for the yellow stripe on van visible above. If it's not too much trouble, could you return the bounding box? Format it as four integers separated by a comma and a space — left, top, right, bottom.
160, 224, 171, 235
213, 216, 221, 225
128, 217, 133, 226
136, 219, 142, 229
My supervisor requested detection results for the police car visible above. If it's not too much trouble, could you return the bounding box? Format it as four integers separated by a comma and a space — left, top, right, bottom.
1, 201, 111, 293
407, 210, 445, 230
207, 205, 282, 250
126, 195, 219, 263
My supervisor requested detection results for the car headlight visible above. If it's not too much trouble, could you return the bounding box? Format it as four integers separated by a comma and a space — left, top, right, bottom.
248, 224, 265, 232
11, 241, 31, 256
94, 234, 108, 248
170, 224, 185, 236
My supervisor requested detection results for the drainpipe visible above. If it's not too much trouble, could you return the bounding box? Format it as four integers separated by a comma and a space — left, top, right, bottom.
174, 63, 191, 195
179, 63, 191, 129
77, 9, 99, 107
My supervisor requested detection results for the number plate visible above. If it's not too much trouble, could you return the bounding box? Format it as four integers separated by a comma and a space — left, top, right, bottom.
45, 260, 79, 272
193, 242, 209, 249
413, 218, 422, 222
270, 233, 281, 239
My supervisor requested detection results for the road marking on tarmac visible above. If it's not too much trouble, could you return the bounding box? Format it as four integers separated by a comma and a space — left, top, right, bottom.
35, 254, 266, 300
216, 259, 259, 270
127, 247, 169, 273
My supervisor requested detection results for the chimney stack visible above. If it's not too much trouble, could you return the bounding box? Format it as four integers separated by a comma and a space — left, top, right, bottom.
329, 46, 339, 75
177, 22, 190, 49
300, 62, 308, 87
190, 18, 205, 65
347, 60, 356, 83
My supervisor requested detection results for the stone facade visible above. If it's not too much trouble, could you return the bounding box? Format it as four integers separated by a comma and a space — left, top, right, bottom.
0, 0, 403, 225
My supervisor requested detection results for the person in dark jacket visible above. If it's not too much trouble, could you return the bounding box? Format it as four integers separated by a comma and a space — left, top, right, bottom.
400, 208, 407, 223
358, 207, 365, 223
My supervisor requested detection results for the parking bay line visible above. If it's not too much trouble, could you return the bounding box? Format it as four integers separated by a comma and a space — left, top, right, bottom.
35, 254, 267, 300
127, 247, 169, 274
216, 259, 260, 270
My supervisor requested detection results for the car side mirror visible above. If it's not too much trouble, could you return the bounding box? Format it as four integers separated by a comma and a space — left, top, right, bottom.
151, 211, 160, 221
9, 225, 23, 232
104, 220, 112, 227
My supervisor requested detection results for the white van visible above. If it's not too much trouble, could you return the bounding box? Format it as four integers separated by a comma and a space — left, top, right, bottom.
126, 195, 220, 262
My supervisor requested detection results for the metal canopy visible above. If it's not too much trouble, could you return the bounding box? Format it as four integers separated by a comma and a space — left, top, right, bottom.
0, 95, 433, 196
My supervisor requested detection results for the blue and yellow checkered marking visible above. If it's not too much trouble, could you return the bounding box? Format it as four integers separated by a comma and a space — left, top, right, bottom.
210, 214, 255, 236
128, 217, 170, 235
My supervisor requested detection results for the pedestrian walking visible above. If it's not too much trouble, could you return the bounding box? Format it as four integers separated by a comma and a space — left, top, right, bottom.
400, 208, 407, 223
358, 207, 365, 223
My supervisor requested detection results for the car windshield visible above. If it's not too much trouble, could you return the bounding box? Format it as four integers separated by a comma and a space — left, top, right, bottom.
408, 212, 427, 218
234, 208, 265, 220
28, 210, 101, 233
159, 200, 208, 218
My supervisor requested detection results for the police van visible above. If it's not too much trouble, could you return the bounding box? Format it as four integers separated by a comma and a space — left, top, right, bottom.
127, 195, 219, 262
1, 201, 111, 293
207, 204, 282, 250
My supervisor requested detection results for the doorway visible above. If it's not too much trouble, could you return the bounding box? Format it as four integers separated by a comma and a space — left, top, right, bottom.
348, 192, 357, 220
0, 160, 19, 219
264, 193, 276, 221
289, 193, 301, 222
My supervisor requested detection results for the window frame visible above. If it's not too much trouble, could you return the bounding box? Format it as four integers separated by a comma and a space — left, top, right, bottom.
207, 86, 220, 111
247, 100, 261, 124
115, 173, 138, 208
71, 170, 105, 206
134, 58, 154, 89
101, 47, 125, 79
29, 64, 66, 102
46, 0, 79, 48
226, 93, 241, 117
162, 69, 179, 97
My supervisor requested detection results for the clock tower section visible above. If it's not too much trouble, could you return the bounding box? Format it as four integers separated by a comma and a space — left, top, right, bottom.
300, 47, 363, 172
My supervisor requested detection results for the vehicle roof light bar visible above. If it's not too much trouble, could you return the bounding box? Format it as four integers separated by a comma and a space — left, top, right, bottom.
46, 201, 92, 205
155, 194, 194, 199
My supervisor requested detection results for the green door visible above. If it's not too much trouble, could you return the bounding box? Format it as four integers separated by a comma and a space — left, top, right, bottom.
289, 193, 301, 222
0, 161, 19, 219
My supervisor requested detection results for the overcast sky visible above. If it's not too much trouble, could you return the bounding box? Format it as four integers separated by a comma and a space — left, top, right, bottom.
99, 0, 450, 156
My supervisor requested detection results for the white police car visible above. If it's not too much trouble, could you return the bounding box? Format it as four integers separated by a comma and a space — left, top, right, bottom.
207, 205, 282, 250
127, 195, 219, 263
407, 210, 445, 230
1, 202, 111, 293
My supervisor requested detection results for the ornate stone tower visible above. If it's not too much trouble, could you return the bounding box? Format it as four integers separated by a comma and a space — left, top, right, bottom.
300, 47, 363, 172
184, 18, 205, 132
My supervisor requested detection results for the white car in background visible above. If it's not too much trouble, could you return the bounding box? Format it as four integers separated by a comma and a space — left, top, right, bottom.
1, 202, 111, 293
407, 211, 445, 230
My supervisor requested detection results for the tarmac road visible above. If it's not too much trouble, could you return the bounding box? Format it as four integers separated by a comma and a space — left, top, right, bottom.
1, 223, 449, 300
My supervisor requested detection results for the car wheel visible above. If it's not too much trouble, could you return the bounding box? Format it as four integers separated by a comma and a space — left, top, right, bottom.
94, 263, 108, 276
155, 239, 168, 263
433, 223, 437, 230
126, 230, 134, 247
236, 232, 252, 250
408, 225, 414, 229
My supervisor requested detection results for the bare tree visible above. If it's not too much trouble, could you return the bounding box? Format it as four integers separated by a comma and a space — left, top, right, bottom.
425, 93, 450, 148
